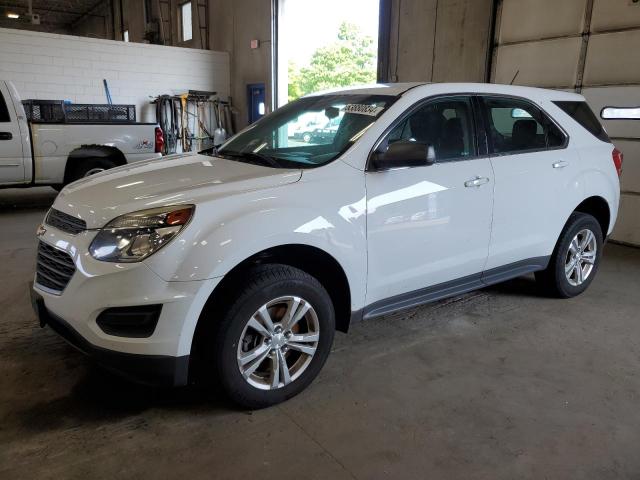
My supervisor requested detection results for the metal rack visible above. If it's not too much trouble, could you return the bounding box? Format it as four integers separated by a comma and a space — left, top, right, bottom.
153, 91, 234, 155
22, 100, 136, 124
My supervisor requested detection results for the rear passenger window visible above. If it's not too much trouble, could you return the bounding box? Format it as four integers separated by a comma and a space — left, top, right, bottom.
483, 97, 565, 154
554, 101, 610, 143
0, 91, 10, 123
384, 97, 476, 162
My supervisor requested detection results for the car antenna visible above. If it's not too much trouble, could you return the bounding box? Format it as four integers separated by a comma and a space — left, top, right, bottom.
510, 70, 520, 85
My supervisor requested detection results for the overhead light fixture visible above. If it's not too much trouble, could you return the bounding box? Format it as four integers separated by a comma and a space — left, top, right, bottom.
7, 13, 20, 19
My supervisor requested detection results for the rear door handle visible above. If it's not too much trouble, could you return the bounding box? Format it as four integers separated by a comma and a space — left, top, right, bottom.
464, 176, 490, 188
552, 160, 568, 169
0, 132, 12, 141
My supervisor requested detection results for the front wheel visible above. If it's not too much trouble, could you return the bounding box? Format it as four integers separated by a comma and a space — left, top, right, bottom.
535, 212, 603, 298
209, 264, 335, 408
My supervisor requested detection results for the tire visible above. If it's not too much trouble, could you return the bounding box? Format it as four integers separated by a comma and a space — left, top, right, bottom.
535, 212, 603, 298
207, 264, 335, 409
302, 133, 312, 143
66, 158, 118, 185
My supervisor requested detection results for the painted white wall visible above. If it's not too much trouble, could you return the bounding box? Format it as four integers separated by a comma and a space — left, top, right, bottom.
0, 27, 230, 123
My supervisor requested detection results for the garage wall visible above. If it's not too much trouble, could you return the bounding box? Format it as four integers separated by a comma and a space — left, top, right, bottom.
210, 0, 273, 129
491, 0, 640, 246
0, 27, 230, 123
380, 0, 493, 83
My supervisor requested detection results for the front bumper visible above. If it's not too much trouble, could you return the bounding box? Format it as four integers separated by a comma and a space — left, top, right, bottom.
32, 224, 221, 385
31, 288, 189, 386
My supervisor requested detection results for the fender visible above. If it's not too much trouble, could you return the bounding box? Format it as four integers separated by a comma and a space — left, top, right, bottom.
144, 161, 368, 311
580, 167, 620, 235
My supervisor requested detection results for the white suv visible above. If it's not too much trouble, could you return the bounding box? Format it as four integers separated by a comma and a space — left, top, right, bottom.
31, 83, 621, 408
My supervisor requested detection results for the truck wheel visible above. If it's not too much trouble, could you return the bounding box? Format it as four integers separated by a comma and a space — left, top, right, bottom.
302, 133, 312, 143
67, 158, 118, 184
535, 212, 603, 298
207, 264, 335, 409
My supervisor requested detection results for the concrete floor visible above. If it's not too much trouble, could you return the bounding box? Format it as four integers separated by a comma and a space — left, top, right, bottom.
1, 187, 640, 480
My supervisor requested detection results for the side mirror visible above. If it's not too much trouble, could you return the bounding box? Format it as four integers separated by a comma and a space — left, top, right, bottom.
372, 141, 435, 170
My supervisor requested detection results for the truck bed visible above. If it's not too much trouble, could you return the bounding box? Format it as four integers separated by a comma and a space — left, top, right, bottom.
31, 122, 161, 185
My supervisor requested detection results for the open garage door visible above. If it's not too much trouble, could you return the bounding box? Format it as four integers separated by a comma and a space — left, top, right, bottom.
490, 0, 640, 246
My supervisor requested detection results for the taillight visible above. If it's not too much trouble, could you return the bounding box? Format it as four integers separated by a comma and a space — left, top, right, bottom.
155, 127, 164, 154
612, 147, 623, 177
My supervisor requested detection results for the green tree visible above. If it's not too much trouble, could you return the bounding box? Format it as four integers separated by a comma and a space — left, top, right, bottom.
288, 22, 377, 102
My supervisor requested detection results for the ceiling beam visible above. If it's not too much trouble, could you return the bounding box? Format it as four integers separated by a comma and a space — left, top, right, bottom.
0, 2, 104, 18
70, 0, 107, 28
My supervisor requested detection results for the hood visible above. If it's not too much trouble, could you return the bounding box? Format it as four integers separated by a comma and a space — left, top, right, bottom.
54, 153, 302, 228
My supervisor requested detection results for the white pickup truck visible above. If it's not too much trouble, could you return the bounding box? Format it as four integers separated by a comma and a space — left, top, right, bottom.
0, 80, 163, 189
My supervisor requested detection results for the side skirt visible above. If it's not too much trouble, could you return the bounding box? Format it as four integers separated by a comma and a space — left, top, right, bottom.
358, 256, 550, 322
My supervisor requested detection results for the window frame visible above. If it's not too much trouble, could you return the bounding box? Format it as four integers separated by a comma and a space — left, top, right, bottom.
600, 106, 640, 121
477, 94, 569, 157
179, 1, 193, 43
366, 93, 486, 172
0, 90, 11, 123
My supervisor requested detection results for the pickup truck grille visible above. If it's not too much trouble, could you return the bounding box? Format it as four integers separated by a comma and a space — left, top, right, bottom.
45, 209, 86, 235
36, 242, 76, 294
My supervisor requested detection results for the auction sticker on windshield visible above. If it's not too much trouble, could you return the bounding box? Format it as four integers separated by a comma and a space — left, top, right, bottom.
343, 104, 385, 116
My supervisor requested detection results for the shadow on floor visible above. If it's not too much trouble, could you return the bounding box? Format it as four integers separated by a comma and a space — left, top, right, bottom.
17, 361, 242, 433
0, 187, 57, 211
482, 274, 543, 298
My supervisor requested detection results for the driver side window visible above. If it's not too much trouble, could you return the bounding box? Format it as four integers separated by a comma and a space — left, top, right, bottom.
384, 97, 476, 162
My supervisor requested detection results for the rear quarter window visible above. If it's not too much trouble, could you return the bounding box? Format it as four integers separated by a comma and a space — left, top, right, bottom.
553, 101, 610, 143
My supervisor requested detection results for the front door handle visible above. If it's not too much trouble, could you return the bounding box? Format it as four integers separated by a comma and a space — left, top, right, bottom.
464, 176, 490, 188
552, 160, 568, 169
0, 132, 12, 141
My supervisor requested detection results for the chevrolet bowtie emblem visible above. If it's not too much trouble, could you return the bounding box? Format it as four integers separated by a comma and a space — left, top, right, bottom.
36, 224, 46, 237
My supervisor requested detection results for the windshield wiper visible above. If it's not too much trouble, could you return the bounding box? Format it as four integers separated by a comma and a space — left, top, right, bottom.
219, 150, 281, 168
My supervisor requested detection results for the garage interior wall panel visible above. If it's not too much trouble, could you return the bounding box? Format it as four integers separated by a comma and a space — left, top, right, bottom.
613, 140, 640, 195
387, 0, 438, 82
498, 0, 586, 44
384, 0, 492, 83
583, 30, 640, 86
431, 0, 493, 82
493, 38, 582, 88
590, 0, 640, 32
492, 0, 640, 246
613, 195, 640, 246
581, 86, 640, 140
0, 28, 230, 123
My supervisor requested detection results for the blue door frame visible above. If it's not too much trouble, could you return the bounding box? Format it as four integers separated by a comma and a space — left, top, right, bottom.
247, 83, 266, 124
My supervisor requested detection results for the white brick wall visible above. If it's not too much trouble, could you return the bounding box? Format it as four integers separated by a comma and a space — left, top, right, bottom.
0, 28, 230, 123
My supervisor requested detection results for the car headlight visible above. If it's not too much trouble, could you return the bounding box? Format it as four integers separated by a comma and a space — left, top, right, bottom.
89, 205, 194, 262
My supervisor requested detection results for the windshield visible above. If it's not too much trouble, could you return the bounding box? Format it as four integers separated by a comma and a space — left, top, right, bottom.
206, 94, 397, 168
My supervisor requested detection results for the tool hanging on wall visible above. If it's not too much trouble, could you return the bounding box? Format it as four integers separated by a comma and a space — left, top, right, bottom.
153, 91, 235, 155
103, 79, 113, 105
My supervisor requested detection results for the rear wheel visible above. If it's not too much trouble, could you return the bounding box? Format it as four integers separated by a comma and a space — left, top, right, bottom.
66, 158, 118, 184
207, 264, 335, 409
535, 212, 603, 298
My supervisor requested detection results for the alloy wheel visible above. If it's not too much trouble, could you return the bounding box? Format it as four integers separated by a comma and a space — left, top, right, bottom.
564, 228, 597, 286
84, 167, 105, 177
236, 296, 320, 390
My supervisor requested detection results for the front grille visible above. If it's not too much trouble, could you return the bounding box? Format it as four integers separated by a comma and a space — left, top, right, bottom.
45, 209, 86, 235
36, 242, 76, 294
